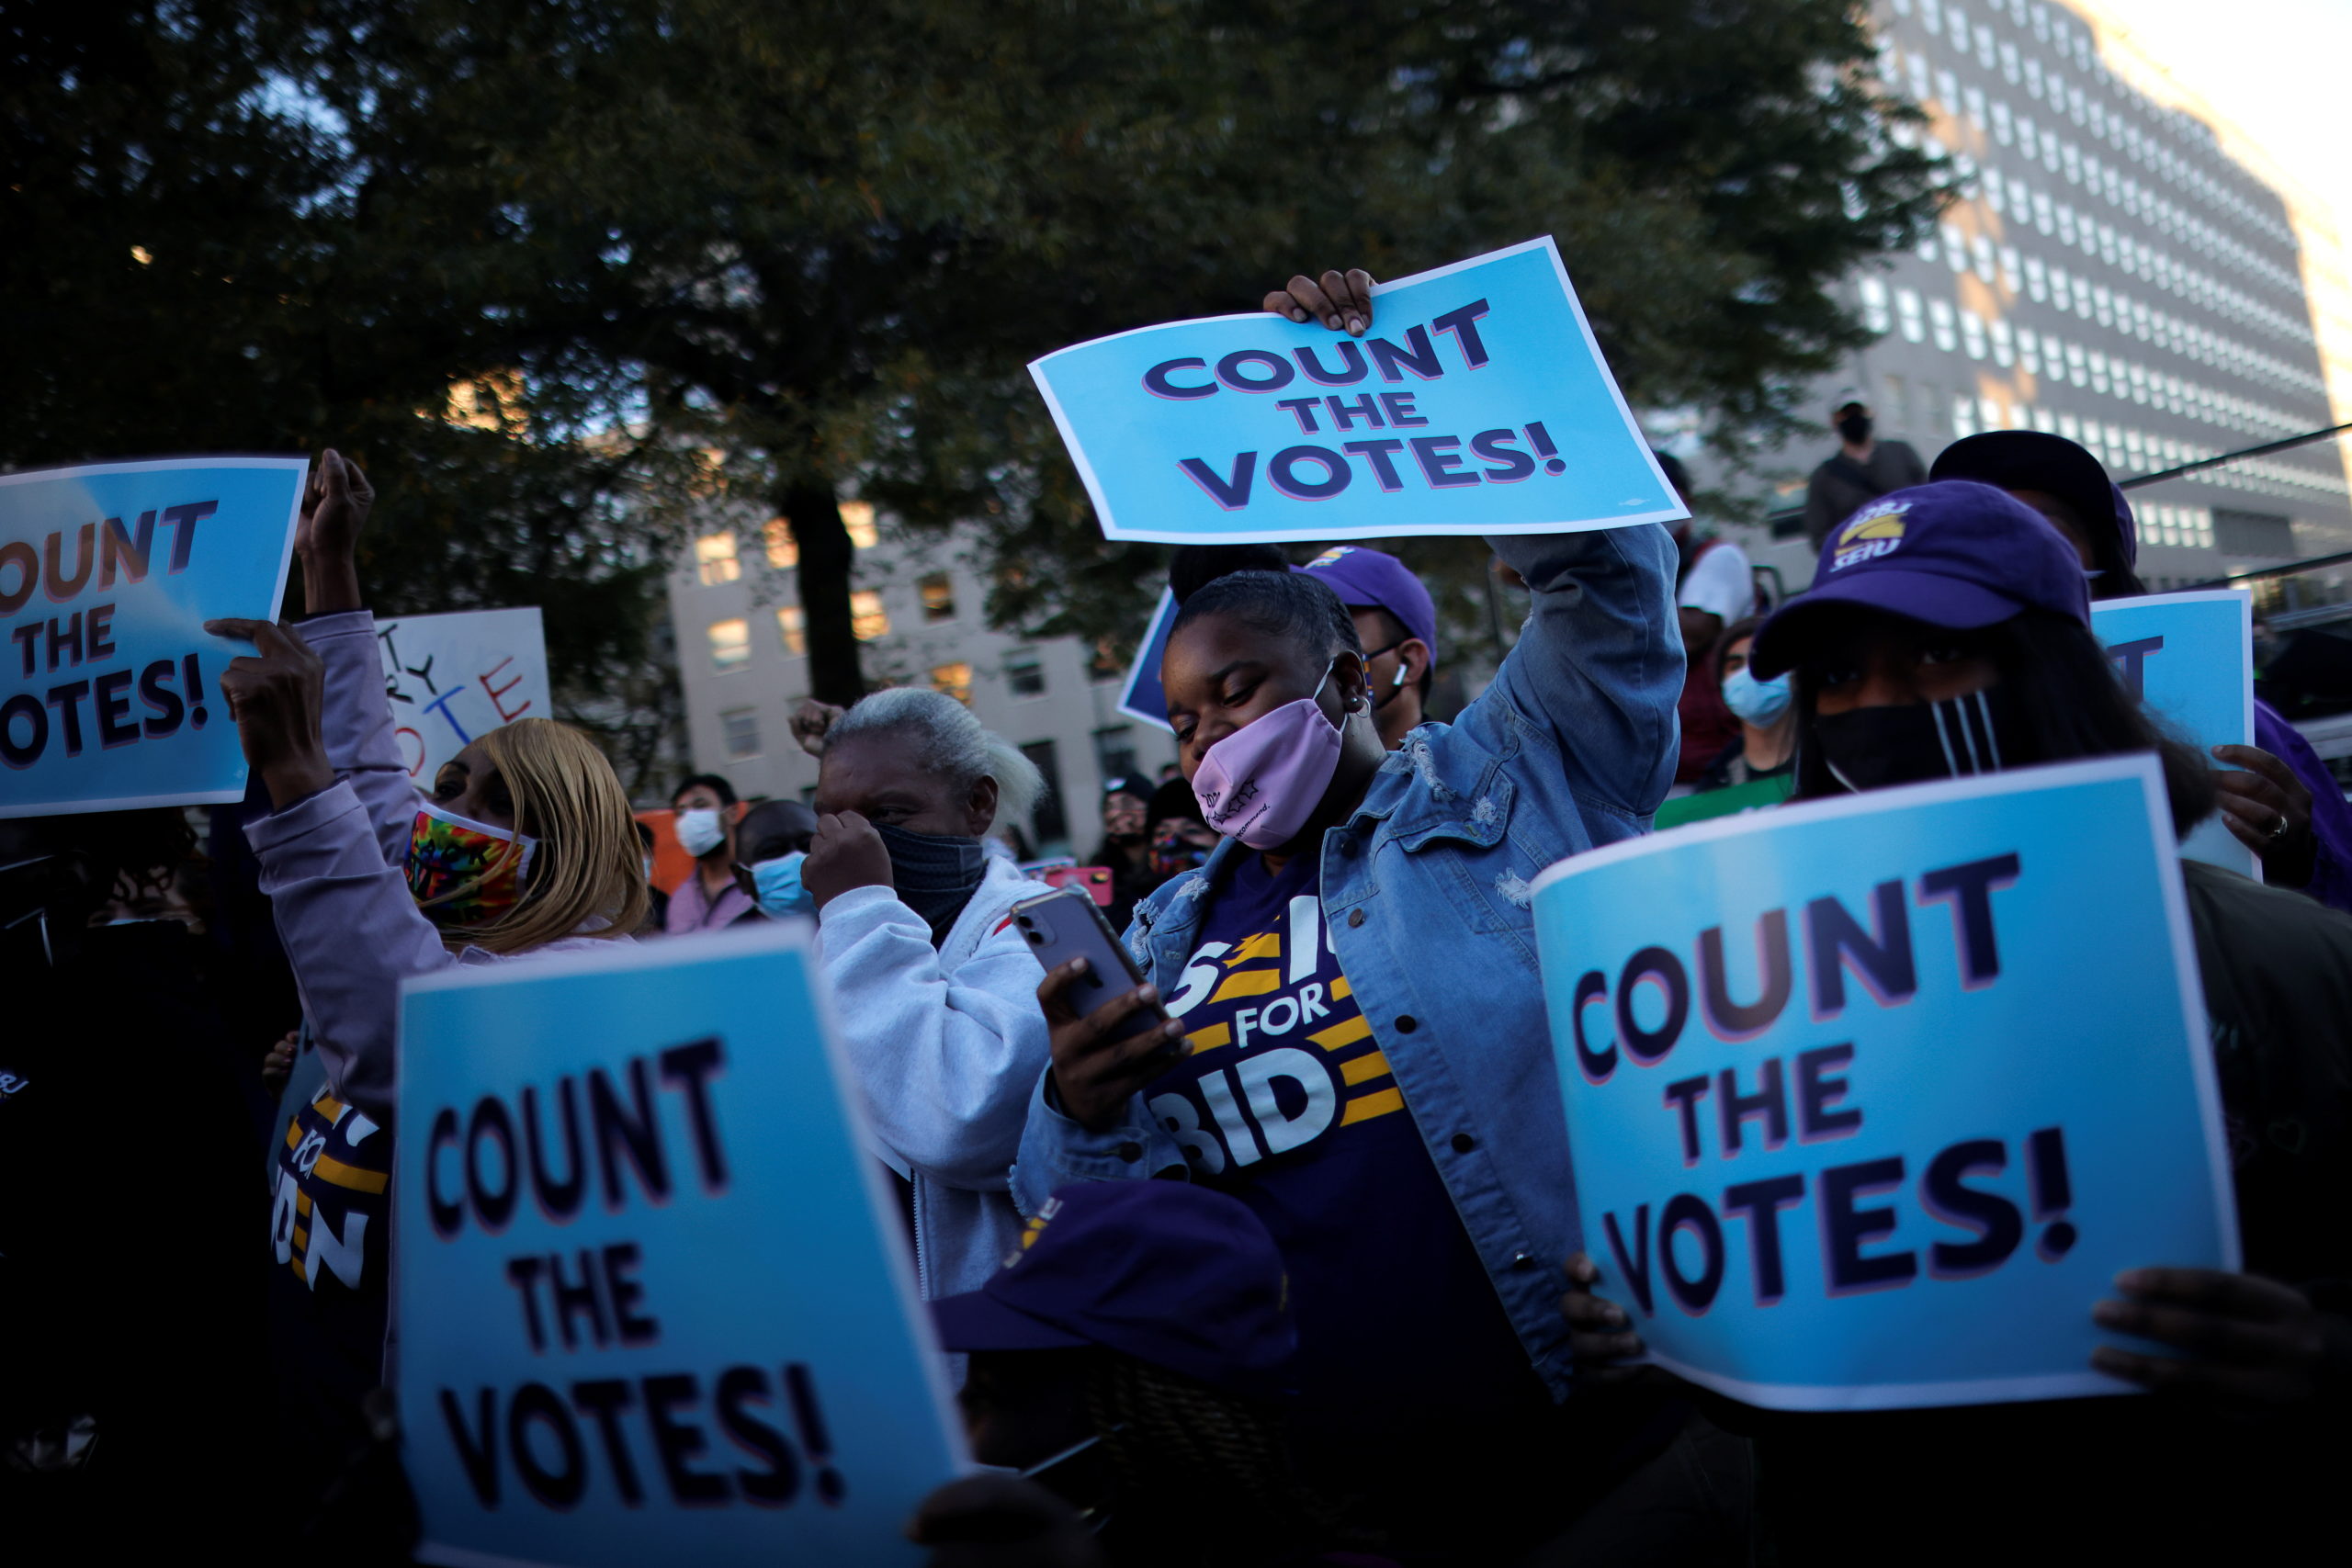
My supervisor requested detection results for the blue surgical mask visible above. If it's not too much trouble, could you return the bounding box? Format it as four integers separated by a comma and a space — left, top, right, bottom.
750, 852, 813, 919
1722, 666, 1793, 727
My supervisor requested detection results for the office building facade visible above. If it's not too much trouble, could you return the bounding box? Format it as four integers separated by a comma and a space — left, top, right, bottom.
665, 502, 1175, 856
1789, 0, 2347, 584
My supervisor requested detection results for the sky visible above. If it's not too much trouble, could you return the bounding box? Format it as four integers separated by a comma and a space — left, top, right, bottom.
2078, 0, 2352, 415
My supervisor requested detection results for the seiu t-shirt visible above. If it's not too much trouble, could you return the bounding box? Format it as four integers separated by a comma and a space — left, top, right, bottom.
1141, 851, 1545, 1449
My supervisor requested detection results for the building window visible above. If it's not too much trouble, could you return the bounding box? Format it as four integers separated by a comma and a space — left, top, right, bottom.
930, 661, 973, 705
696, 533, 741, 585
1928, 298, 1958, 353
721, 708, 760, 759
1006, 649, 1046, 698
776, 606, 806, 657
842, 501, 879, 550
1940, 222, 1968, 273
1953, 395, 1979, 439
1989, 319, 2014, 367
1971, 234, 1996, 283
1896, 288, 1926, 343
1020, 739, 1068, 852
1960, 310, 1988, 360
763, 518, 798, 569
920, 572, 957, 623
852, 590, 890, 642
1858, 276, 1891, 334
1998, 245, 2021, 293
2017, 325, 2041, 376
1095, 726, 1143, 788
709, 617, 751, 671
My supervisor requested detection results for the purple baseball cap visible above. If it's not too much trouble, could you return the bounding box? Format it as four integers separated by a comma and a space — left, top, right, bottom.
1296, 546, 1439, 670
1749, 481, 2091, 680
1928, 429, 2139, 570
929, 1182, 1296, 1394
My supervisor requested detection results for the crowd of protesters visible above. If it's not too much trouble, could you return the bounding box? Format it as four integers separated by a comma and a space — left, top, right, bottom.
5, 265, 2351, 1568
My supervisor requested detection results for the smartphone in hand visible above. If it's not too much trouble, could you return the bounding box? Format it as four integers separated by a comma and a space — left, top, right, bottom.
1012, 886, 1168, 1044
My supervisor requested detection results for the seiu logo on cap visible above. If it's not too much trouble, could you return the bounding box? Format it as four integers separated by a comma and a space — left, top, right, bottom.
1832, 502, 1910, 571
1304, 547, 1356, 570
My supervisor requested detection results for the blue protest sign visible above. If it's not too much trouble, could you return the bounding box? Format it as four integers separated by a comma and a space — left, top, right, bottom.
1532, 757, 2235, 1410
2090, 590, 2256, 877
1116, 589, 1178, 731
1030, 239, 1687, 544
396, 926, 966, 1567
0, 457, 305, 816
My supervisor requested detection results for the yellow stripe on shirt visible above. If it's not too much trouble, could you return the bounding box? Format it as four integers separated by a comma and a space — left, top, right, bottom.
1340, 1050, 1393, 1086
1331, 976, 1353, 1001
1186, 1021, 1234, 1055
1208, 968, 1281, 1004
1340, 1087, 1406, 1124
313, 1155, 390, 1195
1308, 1014, 1372, 1052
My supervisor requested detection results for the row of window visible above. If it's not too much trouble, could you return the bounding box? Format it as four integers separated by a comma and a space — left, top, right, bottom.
1913, 219, 2320, 400
693, 502, 883, 585
1863, 280, 2321, 448
1885, 375, 2341, 508
1886, 0, 2291, 250
1886, 51, 2296, 297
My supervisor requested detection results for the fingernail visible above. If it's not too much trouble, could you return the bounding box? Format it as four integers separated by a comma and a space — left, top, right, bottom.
1347, 316, 1365, 335
1137, 985, 1159, 1005
1604, 1306, 1626, 1327
2092, 1301, 2125, 1326
2114, 1268, 2149, 1292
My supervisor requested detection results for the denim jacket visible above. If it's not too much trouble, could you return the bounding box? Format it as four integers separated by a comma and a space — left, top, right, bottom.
1010, 523, 1681, 1401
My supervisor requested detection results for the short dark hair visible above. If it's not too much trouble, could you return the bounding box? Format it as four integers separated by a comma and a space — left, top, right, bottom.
1788, 607, 2217, 836
673, 773, 737, 808
1170, 544, 1292, 605
1171, 569, 1363, 669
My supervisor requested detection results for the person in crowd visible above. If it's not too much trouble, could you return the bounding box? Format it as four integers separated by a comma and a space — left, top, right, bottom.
1657, 616, 1797, 828
665, 772, 759, 932
0, 808, 273, 1553
1565, 479, 2352, 1561
908, 1182, 1374, 1568
1659, 451, 1757, 784
1932, 427, 2352, 912
797, 688, 1058, 1300
1801, 390, 1927, 548
1087, 777, 1156, 931
1018, 269, 1747, 1563
1142, 775, 1216, 887
208, 449, 648, 1512
736, 795, 820, 919
633, 818, 670, 932
1295, 546, 1439, 751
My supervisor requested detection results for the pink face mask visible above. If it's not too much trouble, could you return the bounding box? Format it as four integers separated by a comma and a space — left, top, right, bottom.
1192, 666, 1347, 851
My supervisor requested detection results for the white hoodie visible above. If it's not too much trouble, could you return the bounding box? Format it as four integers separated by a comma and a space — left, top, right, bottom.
815, 855, 1054, 1298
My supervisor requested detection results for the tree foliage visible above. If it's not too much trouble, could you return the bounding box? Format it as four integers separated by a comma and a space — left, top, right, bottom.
4, 0, 1940, 728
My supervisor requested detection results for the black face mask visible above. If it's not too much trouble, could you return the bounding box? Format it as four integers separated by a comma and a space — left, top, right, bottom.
1812, 689, 2024, 794
1837, 412, 1874, 446
874, 822, 989, 946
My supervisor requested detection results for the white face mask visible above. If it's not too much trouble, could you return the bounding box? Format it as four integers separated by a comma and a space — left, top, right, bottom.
675, 807, 726, 858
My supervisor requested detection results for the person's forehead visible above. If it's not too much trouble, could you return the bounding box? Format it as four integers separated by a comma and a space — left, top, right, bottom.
674, 784, 721, 805
1165, 612, 1310, 688
1724, 636, 1755, 661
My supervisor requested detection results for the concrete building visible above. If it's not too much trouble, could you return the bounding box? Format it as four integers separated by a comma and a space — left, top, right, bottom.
665, 502, 1175, 857
1754, 0, 2349, 589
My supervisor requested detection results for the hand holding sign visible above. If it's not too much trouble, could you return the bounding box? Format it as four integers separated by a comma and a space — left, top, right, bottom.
2210, 744, 2317, 883
2091, 1268, 2331, 1408
1263, 269, 1376, 335
207, 616, 333, 809
296, 449, 373, 615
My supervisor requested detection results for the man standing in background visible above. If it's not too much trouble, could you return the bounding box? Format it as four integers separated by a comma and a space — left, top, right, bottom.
1804, 392, 1927, 547
664, 773, 758, 933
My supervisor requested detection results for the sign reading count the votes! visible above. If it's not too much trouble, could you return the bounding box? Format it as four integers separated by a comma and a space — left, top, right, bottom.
1533, 757, 2238, 1411
0, 457, 306, 818
397, 926, 965, 1568
1030, 238, 1688, 544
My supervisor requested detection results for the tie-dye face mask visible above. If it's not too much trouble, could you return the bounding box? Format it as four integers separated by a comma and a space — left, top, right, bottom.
406, 800, 537, 928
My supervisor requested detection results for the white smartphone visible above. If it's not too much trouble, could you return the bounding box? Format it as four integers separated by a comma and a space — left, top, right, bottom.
1011, 886, 1167, 1043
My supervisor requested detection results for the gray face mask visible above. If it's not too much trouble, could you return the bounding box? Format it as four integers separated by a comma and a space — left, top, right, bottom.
874, 822, 989, 944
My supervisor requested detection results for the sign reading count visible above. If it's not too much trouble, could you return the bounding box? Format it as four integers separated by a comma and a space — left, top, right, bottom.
1030, 239, 1687, 544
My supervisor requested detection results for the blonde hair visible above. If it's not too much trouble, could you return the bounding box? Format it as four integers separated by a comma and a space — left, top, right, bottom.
441, 717, 648, 954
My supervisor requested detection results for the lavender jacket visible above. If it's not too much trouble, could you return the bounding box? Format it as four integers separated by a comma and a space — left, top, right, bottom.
246, 610, 626, 1124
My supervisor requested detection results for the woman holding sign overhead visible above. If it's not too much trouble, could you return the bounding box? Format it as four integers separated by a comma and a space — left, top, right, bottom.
207, 450, 648, 1515
1565, 479, 2352, 1561
1015, 275, 1747, 1561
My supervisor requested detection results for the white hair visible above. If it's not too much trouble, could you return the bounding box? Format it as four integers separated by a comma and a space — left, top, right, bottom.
827, 686, 1044, 826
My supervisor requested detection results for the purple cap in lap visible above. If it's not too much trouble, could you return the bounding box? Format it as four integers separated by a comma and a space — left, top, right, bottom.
1749, 481, 2090, 679
929, 1182, 1295, 1394
1296, 546, 1439, 669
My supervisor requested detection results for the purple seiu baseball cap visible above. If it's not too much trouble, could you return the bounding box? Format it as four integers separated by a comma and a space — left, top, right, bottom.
1749, 480, 2091, 680
928, 1182, 1296, 1396
1928, 429, 2140, 570
1295, 546, 1440, 671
